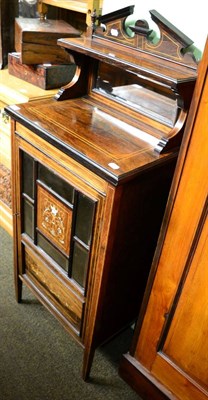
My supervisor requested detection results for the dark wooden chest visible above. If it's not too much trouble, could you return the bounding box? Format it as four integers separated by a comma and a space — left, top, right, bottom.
15, 17, 80, 64
8, 52, 76, 89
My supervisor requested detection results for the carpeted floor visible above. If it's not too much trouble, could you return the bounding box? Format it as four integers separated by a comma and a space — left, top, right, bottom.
0, 227, 141, 400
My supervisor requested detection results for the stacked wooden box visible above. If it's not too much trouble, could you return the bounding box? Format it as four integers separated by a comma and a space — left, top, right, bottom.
8, 17, 80, 89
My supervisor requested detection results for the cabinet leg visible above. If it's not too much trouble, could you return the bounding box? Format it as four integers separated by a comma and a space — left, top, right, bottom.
82, 347, 95, 381
15, 274, 22, 303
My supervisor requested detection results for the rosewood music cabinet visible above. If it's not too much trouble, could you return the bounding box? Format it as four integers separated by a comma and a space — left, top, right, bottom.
6, 7, 197, 380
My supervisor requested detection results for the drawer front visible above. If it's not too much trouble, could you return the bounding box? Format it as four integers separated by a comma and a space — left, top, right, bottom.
24, 247, 84, 335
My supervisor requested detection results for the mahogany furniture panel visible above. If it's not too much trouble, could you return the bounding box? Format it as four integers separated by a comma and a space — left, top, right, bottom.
119, 38, 208, 400
6, 7, 198, 380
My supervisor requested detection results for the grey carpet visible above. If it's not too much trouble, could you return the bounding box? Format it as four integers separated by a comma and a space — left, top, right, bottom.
0, 227, 140, 400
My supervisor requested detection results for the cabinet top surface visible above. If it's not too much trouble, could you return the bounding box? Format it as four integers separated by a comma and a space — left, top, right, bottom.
7, 96, 176, 185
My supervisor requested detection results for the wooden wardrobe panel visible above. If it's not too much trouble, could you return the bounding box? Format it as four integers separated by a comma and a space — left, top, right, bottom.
120, 39, 208, 400
163, 215, 208, 386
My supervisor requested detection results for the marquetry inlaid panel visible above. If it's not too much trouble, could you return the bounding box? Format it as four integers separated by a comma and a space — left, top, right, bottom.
25, 249, 84, 334
37, 185, 72, 255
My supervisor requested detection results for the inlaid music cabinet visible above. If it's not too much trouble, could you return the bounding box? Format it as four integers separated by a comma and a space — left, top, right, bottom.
6, 7, 197, 380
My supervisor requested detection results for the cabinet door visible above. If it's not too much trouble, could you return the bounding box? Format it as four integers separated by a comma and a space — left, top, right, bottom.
131, 56, 208, 399
14, 141, 105, 338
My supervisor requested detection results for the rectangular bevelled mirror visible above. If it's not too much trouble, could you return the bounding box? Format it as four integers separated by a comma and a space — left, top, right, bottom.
94, 61, 178, 128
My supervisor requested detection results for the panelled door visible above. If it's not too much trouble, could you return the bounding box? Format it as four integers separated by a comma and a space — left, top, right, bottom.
130, 42, 208, 400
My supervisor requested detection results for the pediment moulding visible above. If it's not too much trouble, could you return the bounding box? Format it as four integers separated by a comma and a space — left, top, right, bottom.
93, 5, 198, 67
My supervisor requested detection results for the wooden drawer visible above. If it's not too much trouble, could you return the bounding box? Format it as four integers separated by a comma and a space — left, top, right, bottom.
24, 246, 85, 336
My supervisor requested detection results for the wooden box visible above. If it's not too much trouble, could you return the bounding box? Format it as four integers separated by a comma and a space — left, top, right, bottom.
8, 52, 76, 90
15, 17, 80, 64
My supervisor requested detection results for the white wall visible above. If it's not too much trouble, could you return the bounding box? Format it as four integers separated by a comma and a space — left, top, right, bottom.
102, 0, 207, 53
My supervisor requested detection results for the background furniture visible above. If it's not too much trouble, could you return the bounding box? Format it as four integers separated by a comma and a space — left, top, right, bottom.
37, 0, 103, 30
119, 38, 208, 400
0, 70, 57, 235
